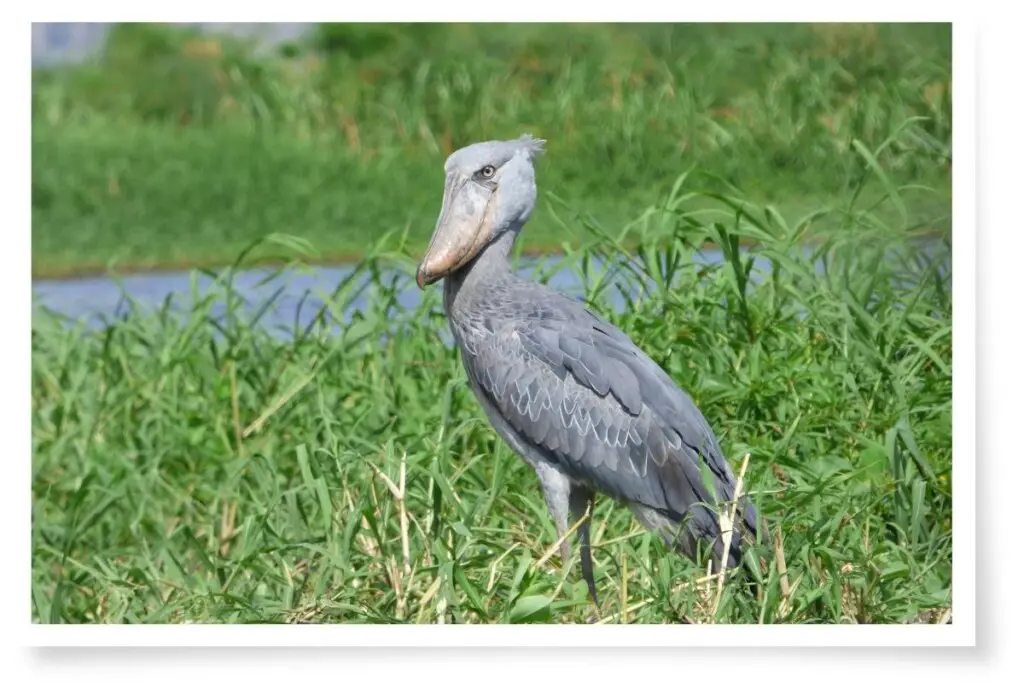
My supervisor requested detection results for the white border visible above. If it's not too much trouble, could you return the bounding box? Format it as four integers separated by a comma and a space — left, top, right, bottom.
948, 12, 976, 649
13, 2, 977, 658
26, 623, 971, 648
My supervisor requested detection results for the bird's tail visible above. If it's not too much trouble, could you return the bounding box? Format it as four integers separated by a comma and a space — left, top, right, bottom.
638, 497, 772, 591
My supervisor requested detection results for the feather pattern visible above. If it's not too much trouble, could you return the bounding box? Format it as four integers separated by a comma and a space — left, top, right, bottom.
446, 259, 763, 569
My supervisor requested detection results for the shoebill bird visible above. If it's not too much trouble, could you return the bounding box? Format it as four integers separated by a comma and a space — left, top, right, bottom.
415, 134, 766, 605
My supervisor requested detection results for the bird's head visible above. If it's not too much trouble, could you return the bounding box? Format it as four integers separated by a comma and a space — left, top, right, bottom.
415, 134, 545, 289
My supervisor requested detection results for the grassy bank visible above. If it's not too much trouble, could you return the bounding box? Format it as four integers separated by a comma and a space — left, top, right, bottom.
31, 23, 951, 277
31, 178, 953, 624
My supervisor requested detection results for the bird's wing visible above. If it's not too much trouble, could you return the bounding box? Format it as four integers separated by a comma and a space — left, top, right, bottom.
462, 309, 762, 560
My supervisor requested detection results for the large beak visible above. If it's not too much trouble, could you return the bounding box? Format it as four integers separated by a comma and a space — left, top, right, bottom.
416, 171, 495, 289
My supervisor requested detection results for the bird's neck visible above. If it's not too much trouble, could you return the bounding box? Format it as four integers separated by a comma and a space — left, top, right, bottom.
471, 228, 519, 277
445, 228, 518, 300
442, 227, 524, 341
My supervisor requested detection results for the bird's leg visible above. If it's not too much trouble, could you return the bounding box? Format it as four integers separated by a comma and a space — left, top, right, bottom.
532, 461, 572, 567
532, 463, 601, 616
570, 486, 599, 607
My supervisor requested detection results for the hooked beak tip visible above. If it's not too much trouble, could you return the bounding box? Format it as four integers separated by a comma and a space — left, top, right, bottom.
416, 261, 442, 289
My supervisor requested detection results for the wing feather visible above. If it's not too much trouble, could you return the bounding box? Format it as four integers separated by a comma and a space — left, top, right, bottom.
461, 310, 763, 566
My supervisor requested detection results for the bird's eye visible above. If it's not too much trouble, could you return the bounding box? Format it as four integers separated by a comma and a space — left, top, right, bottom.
481, 165, 496, 178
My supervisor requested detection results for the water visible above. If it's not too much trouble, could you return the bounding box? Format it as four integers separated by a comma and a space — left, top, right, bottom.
32, 242, 950, 339
30, 250, 736, 336
32, 22, 313, 66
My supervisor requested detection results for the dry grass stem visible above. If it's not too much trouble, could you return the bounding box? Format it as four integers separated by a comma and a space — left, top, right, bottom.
711, 452, 750, 620
532, 508, 592, 571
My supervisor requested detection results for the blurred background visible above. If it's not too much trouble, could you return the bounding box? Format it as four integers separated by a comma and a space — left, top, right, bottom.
32, 22, 951, 280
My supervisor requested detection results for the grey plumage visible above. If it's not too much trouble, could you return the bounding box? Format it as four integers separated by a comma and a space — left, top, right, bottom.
416, 135, 766, 605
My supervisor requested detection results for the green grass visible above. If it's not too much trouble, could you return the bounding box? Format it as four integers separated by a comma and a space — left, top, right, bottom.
31, 22, 953, 625
31, 22, 951, 277
31, 174, 953, 624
